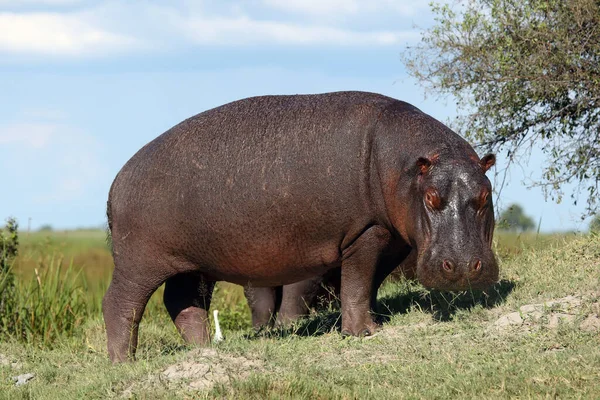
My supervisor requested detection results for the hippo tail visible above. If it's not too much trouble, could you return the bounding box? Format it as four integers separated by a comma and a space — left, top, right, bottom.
105, 177, 118, 252
105, 205, 113, 252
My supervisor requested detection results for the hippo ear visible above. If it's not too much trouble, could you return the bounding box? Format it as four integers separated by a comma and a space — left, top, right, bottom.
480, 154, 496, 173
416, 157, 432, 175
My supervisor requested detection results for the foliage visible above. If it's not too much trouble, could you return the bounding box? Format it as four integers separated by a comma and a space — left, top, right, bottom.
10, 257, 90, 346
590, 214, 600, 233
1, 218, 19, 327
38, 224, 53, 232
0, 219, 90, 347
497, 203, 536, 231
211, 283, 252, 331
403, 0, 600, 216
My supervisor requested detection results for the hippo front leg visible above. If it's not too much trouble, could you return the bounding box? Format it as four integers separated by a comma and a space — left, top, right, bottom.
340, 226, 391, 336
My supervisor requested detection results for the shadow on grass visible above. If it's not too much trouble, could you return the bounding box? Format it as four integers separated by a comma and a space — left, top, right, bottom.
376, 279, 516, 323
247, 279, 516, 340
157, 342, 192, 357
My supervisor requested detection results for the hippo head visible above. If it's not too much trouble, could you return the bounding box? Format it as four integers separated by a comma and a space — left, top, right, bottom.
406, 153, 498, 291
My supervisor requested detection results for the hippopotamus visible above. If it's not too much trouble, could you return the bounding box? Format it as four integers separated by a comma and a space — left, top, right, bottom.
244, 248, 418, 328
104, 91, 498, 362
244, 269, 342, 328
244, 252, 416, 330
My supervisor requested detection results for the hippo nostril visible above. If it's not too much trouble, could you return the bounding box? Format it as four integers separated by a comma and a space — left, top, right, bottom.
471, 259, 482, 273
442, 259, 454, 273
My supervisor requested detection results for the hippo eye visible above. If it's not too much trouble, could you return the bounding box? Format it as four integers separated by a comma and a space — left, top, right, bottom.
424, 188, 441, 210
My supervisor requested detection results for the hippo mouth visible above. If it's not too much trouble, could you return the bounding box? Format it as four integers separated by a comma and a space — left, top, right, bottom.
417, 272, 499, 291
415, 253, 499, 292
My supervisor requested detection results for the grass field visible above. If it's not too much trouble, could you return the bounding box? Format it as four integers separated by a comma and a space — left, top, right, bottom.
1, 228, 598, 398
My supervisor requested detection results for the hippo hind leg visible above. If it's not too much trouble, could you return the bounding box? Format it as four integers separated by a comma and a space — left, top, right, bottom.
163, 272, 215, 344
103, 264, 168, 363
244, 286, 281, 329
276, 278, 323, 326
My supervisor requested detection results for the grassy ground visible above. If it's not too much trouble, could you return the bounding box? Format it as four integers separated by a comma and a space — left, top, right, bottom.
1, 230, 598, 398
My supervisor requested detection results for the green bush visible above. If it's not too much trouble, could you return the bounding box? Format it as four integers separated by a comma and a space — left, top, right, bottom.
590, 214, 600, 233
0, 218, 19, 334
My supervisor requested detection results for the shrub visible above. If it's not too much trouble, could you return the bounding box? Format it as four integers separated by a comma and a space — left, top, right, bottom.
590, 215, 600, 233
1, 218, 19, 333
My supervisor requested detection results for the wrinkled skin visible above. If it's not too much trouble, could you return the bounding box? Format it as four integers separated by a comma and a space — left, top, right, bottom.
104, 91, 498, 362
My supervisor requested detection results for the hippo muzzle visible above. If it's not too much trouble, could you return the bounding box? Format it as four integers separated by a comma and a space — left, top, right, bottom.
416, 248, 499, 291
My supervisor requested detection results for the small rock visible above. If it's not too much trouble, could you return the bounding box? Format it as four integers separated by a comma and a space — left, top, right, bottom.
517, 304, 543, 321
548, 313, 576, 329
12, 373, 35, 386
528, 311, 544, 321
546, 296, 581, 309
519, 304, 539, 313
495, 312, 523, 327
580, 314, 600, 333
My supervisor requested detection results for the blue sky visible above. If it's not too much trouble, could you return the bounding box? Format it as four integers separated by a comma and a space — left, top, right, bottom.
0, 0, 593, 232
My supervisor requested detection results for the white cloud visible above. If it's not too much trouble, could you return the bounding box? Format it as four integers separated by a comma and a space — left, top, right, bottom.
262, 0, 431, 18
170, 13, 418, 46
19, 108, 68, 121
0, 0, 81, 5
0, 11, 139, 56
0, 122, 54, 148
0, 1, 422, 58
263, 0, 360, 16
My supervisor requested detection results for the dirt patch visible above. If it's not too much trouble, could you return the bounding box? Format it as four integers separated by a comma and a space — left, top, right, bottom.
160, 348, 263, 391
493, 294, 600, 332
580, 314, 600, 332
0, 353, 22, 370
121, 348, 264, 397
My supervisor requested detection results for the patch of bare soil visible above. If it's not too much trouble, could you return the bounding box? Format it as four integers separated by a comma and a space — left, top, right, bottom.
493, 293, 600, 333
160, 348, 263, 391
0, 353, 22, 369
121, 348, 264, 397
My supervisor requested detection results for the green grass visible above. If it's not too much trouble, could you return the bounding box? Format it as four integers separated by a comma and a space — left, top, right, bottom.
10, 229, 253, 334
0, 257, 91, 347
492, 230, 579, 260
14, 229, 113, 282
1, 230, 598, 398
